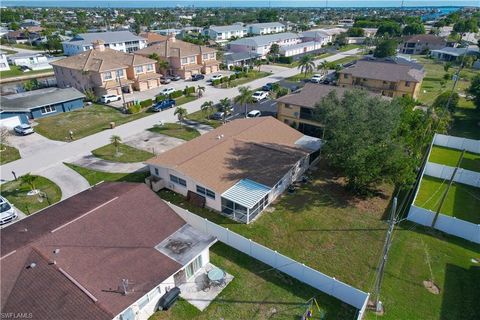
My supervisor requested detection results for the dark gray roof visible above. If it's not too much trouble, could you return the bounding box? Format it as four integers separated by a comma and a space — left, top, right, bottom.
431, 46, 480, 57
63, 31, 144, 46
224, 51, 260, 62
1, 87, 85, 113
339, 60, 425, 83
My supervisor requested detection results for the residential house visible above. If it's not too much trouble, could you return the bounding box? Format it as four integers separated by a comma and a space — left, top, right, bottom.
0, 182, 217, 320
345, 37, 367, 44
228, 33, 301, 59
279, 41, 323, 57
135, 36, 219, 80
51, 40, 161, 96
156, 28, 183, 36
20, 19, 41, 27
430, 46, 480, 62
247, 22, 286, 35
276, 83, 386, 138
399, 34, 447, 55
362, 28, 378, 38
140, 32, 168, 45
62, 31, 147, 56
205, 24, 248, 43
300, 30, 330, 46
223, 52, 261, 69
313, 28, 347, 43
337, 19, 355, 27
7, 52, 52, 70
146, 117, 321, 224
337, 59, 425, 99
0, 51, 10, 71
0, 87, 85, 127
3, 30, 38, 44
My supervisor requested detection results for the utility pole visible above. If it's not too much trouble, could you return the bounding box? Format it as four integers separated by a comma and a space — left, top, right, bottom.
372, 197, 397, 315
116, 73, 127, 111
431, 150, 465, 228
445, 33, 467, 111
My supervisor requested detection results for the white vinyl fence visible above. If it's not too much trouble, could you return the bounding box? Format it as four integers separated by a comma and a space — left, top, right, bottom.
407, 205, 480, 244
433, 133, 480, 154
424, 162, 480, 188
167, 202, 370, 319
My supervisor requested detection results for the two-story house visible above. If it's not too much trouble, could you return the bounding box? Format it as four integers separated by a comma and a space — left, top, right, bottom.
247, 22, 286, 35
0, 51, 10, 71
204, 24, 248, 43
51, 40, 161, 97
134, 36, 219, 80
400, 34, 446, 55
228, 33, 301, 59
337, 59, 425, 99
62, 31, 148, 56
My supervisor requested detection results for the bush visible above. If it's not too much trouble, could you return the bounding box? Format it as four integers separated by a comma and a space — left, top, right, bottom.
155, 95, 166, 103
234, 66, 243, 72
221, 77, 228, 83
140, 99, 153, 109
127, 104, 141, 114
229, 74, 237, 81
183, 86, 195, 96
433, 91, 459, 111
277, 56, 293, 64
170, 90, 184, 99
276, 87, 289, 98
212, 79, 221, 86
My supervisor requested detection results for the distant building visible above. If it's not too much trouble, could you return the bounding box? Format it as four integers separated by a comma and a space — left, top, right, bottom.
362, 28, 378, 37
279, 41, 323, 57
337, 19, 355, 27
430, 46, 480, 62
223, 52, 260, 69
7, 52, 49, 70
62, 31, 147, 56
205, 24, 248, 43
139, 32, 168, 45
155, 28, 182, 36
400, 34, 446, 55
300, 30, 330, 46
0, 51, 10, 71
228, 33, 301, 58
247, 22, 286, 35
338, 59, 425, 99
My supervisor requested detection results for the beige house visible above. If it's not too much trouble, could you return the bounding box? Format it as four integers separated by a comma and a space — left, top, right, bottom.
337, 60, 425, 99
135, 36, 219, 79
51, 40, 161, 97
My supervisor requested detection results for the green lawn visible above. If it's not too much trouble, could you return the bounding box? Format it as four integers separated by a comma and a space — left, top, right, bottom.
0, 175, 62, 215
0, 144, 20, 165
414, 176, 480, 224
334, 55, 361, 65
175, 95, 198, 106
148, 123, 201, 141
35, 104, 152, 141
0, 48, 17, 54
0, 65, 54, 79
150, 242, 355, 320
9, 43, 44, 51
91, 143, 154, 163
187, 109, 223, 128
286, 71, 314, 82
337, 44, 362, 52
429, 146, 480, 172
228, 71, 270, 87
450, 99, 480, 140
64, 163, 148, 186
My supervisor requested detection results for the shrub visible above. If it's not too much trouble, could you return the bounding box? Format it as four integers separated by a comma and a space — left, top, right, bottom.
276, 87, 289, 98
170, 90, 184, 99
140, 99, 153, 109
212, 79, 221, 86
155, 95, 166, 103
234, 66, 243, 72
229, 74, 237, 81
183, 86, 196, 96
221, 77, 228, 83
127, 104, 141, 114
278, 56, 293, 64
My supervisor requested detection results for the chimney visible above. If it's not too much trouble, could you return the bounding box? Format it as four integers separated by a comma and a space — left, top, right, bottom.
92, 39, 106, 52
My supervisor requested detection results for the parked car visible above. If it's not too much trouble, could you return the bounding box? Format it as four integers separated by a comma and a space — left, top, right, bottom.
100, 94, 122, 103
247, 110, 261, 118
160, 76, 171, 84
310, 74, 324, 83
152, 99, 176, 112
191, 74, 205, 81
169, 74, 181, 81
211, 109, 232, 120
159, 88, 175, 96
209, 74, 223, 82
14, 124, 34, 135
0, 196, 17, 225
252, 91, 269, 102
262, 83, 274, 91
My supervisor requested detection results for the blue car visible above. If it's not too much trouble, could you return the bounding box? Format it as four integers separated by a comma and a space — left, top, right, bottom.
262, 83, 274, 91
152, 99, 176, 112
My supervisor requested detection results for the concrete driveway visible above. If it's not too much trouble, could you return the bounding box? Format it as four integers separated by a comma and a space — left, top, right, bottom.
8, 132, 66, 158
229, 98, 277, 120
35, 163, 90, 200
123, 130, 185, 155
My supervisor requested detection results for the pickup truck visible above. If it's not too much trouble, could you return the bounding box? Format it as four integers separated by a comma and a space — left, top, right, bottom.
152, 99, 176, 112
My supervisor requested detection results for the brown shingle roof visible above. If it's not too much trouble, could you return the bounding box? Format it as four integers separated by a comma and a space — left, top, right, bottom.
50, 48, 155, 72
135, 38, 216, 58
404, 34, 446, 45
339, 60, 425, 83
1, 182, 187, 318
146, 117, 309, 193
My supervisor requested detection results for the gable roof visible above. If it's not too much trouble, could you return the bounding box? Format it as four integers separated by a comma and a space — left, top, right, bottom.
139, 32, 168, 44
147, 117, 312, 193
135, 38, 216, 58
229, 32, 299, 47
1, 182, 194, 319
50, 47, 155, 72
64, 31, 145, 46
339, 59, 425, 83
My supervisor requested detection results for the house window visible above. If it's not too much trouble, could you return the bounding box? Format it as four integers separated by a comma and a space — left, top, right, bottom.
170, 174, 186, 187
189, 56, 195, 64
405, 81, 410, 87
138, 295, 149, 310
40, 105, 57, 114
185, 255, 203, 279
181, 57, 188, 64
202, 53, 208, 60
103, 72, 112, 80
196, 185, 215, 199
115, 69, 124, 78
146, 64, 154, 71
135, 66, 143, 74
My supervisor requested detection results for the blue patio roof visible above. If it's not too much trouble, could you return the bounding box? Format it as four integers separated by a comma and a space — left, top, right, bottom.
221, 179, 271, 209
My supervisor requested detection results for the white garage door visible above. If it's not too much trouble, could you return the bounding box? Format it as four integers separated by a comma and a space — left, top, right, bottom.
0, 116, 21, 129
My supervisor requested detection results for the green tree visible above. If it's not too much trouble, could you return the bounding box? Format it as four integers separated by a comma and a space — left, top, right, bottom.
402, 23, 426, 35
376, 21, 401, 37
21, 173, 37, 192
234, 86, 254, 118
317, 60, 330, 76
374, 39, 397, 58
23, 79, 40, 91
219, 98, 231, 123
268, 43, 280, 63
468, 74, 480, 109
110, 135, 122, 155
443, 62, 452, 72
200, 100, 214, 118
347, 27, 365, 37
432, 91, 459, 111
297, 54, 315, 77
174, 106, 188, 123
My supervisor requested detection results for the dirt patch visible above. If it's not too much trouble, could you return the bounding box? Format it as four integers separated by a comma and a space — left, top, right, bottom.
423, 280, 440, 294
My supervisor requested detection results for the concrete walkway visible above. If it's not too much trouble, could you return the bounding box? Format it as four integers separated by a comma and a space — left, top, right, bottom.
36, 163, 90, 200
182, 120, 214, 135
71, 155, 148, 173
0, 49, 360, 182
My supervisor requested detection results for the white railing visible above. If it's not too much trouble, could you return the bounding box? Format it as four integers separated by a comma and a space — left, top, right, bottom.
433, 133, 480, 154
167, 202, 370, 319
424, 162, 480, 188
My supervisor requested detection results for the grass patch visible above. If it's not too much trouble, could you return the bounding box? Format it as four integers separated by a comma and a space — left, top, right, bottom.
414, 176, 480, 224
334, 55, 361, 65
8, 43, 44, 51
0, 175, 61, 215
0, 144, 20, 165
228, 71, 270, 87
286, 72, 314, 82
149, 242, 356, 320
429, 146, 480, 172
64, 163, 148, 186
450, 99, 480, 140
186, 109, 223, 128
175, 95, 198, 106
1, 48, 17, 54
91, 143, 154, 163
35, 104, 152, 141
0, 65, 54, 79
337, 44, 362, 52
148, 123, 201, 141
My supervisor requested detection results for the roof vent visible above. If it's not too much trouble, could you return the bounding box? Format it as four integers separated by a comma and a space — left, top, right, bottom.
217, 135, 222, 140
26, 263, 36, 269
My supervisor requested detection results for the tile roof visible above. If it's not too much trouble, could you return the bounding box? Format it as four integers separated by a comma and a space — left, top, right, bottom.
229, 32, 299, 47
339, 60, 425, 83
1, 182, 192, 319
146, 117, 310, 193
50, 47, 155, 72
139, 32, 168, 44
135, 38, 216, 58
64, 31, 145, 46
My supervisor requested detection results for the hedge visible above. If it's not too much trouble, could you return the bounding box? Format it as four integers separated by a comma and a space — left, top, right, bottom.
155, 95, 166, 103
183, 86, 195, 95
277, 56, 293, 64
212, 79, 221, 86
170, 90, 184, 99
128, 104, 141, 114
140, 99, 153, 108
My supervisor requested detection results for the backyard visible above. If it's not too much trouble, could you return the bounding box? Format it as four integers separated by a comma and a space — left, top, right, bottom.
0, 144, 20, 165
429, 146, 480, 172
91, 143, 154, 163
35, 104, 152, 141
414, 176, 480, 224
148, 123, 201, 141
0, 175, 62, 214
149, 242, 356, 320
65, 163, 148, 186
0, 65, 54, 79
450, 99, 480, 140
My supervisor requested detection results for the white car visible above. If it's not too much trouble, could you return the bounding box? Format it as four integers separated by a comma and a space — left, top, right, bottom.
210, 74, 223, 82
0, 196, 17, 225
159, 88, 175, 96
100, 94, 122, 104
310, 74, 324, 83
14, 124, 34, 135
252, 91, 269, 102
247, 110, 261, 118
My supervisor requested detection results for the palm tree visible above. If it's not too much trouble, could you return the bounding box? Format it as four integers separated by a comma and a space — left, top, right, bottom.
149, 53, 169, 74
234, 86, 254, 118
174, 107, 188, 124
219, 98, 231, 123
197, 85, 205, 98
200, 100, 214, 118
254, 59, 262, 72
268, 43, 280, 63
21, 173, 37, 192
110, 135, 122, 155
298, 54, 315, 77
317, 60, 330, 76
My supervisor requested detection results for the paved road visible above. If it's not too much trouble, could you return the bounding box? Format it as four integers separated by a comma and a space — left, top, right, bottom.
0, 49, 360, 182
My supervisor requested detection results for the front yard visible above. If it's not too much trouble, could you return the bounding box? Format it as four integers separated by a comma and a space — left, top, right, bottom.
186, 109, 223, 129
35, 104, 152, 141
149, 242, 356, 320
0, 144, 21, 165
64, 163, 149, 186
429, 146, 480, 172
0, 65, 54, 79
148, 123, 201, 141
91, 143, 154, 163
